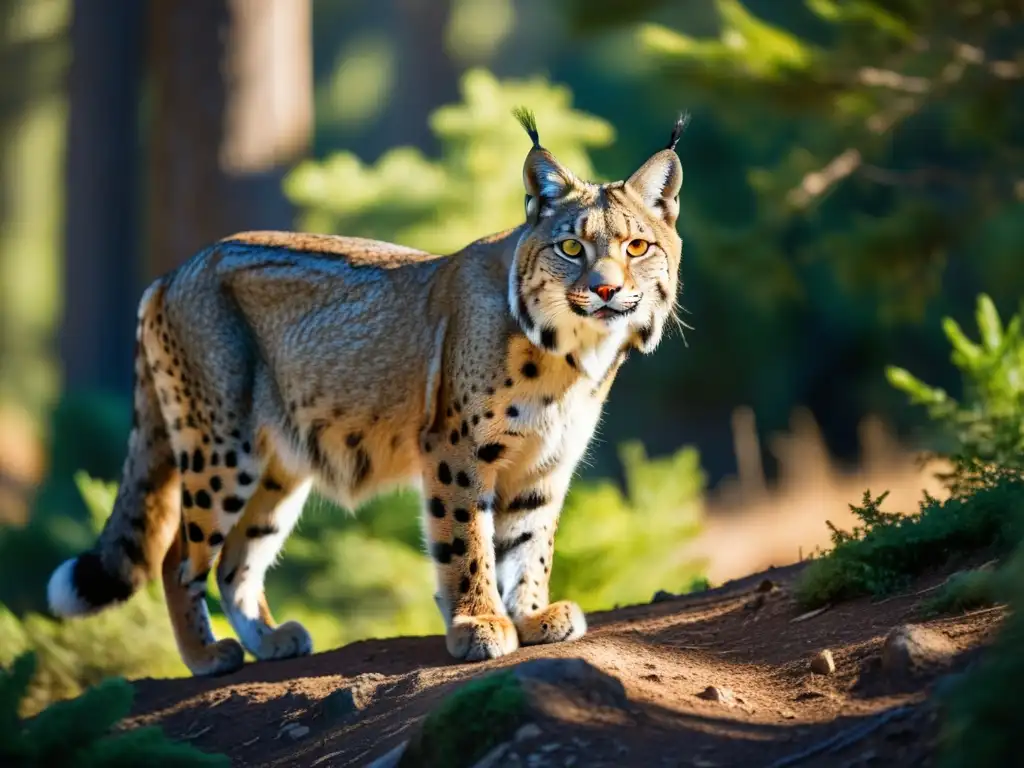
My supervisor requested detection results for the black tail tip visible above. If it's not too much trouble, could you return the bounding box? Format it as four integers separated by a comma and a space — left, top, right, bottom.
47, 552, 133, 617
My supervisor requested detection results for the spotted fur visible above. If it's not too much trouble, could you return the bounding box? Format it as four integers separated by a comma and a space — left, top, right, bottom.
46, 111, 685, 674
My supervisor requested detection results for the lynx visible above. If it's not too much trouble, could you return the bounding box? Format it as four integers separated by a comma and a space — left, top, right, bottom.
47, 110, 685, 675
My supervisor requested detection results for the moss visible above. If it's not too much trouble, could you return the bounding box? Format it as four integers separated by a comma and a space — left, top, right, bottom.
399, 670, 529, 768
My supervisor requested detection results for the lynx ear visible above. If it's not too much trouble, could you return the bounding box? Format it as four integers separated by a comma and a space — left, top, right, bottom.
513, 106, 578, 221
627, 113, 687, 226
627, 150, 683, 226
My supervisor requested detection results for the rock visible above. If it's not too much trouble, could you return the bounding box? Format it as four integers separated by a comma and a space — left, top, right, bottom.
397, 658, 631, 767
321, 673, 380, 721
881, 624, 956, 677
810, 649, 836, 675
512, 657, 630, 712
285, 725, 310, 740
697, 685, 734, 704
652, 589, 676, 603
756, 579, 777, 593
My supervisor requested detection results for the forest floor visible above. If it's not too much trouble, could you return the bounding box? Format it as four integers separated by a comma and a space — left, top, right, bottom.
126, 560, 1002, 767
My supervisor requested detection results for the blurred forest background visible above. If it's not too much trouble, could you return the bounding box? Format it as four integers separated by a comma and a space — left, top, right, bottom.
0, 0, 1021, 710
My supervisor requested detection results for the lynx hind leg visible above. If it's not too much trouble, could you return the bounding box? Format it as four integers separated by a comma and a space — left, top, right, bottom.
162, 525, 245, 676
216, 458, 313, 661
142, 321, 263, 592
495, 495, 586, 646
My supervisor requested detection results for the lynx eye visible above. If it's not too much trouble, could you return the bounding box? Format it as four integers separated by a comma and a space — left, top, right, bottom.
626, 239, 650, 257
559, 238, 583, 258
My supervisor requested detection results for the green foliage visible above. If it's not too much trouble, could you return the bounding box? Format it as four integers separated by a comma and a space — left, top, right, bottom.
887, 293, 1024, 494
798, 293, 1024, 608
285, 68, 613, 254
0, 392, 132, 615
399, 669, 527, 768
937, 540, 1024, 768
0, 472, 185, 717
922, 566, 1000, 617
0, 651, 226, 767
553, 442, 706, 610
575, 0, 1024, 319
0, 595, 186, 720
795, 481, 1024, 608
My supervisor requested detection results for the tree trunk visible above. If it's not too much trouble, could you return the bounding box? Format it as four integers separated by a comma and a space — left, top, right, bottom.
60, 0, 146, 396
146, 0, 312, 279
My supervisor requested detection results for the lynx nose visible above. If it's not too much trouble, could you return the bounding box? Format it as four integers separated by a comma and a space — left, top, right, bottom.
592, 283, 620, 302
588, 260, 624, 302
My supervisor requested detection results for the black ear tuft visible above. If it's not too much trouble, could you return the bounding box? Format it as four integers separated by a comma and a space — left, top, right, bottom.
666, 111, 691, 152
512, 106, 540, 148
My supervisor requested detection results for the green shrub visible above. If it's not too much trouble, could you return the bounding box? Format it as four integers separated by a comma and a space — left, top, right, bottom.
553, 441, 706, 610
285, 68, 613, 255
922, 566, 1000, 617
0, 651, 226, 767
886, 294, 1024, 495
795, 482, 1024, 609
938, 539, 1024, 768
0, 472, 186, 718
798, 293, 1024, 608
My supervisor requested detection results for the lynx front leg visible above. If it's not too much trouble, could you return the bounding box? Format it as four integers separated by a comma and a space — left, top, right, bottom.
421, 447, 518, 662
494, 487, 586, 646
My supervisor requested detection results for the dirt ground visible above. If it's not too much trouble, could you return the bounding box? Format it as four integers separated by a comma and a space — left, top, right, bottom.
126, 561, 1002, 767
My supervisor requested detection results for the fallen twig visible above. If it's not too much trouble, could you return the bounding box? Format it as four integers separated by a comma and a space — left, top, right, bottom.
764, 706, 913, 768
790, 605, 830, 624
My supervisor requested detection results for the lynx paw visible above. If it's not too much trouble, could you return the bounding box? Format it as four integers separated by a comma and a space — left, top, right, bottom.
252, 620, 314, 661
446, 614, 519, 661
186, 638, 246, 677
515, 601, 587, 646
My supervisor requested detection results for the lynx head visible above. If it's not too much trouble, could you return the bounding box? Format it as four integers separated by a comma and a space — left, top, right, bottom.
509, 107, 685, 357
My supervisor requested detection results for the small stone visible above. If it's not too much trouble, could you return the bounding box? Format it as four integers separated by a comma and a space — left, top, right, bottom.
744, 594, 766, 611
756, 579, 776, 593
881, 624, 955, 677
286, 725, 310, 740
564, 757, 577, 767
810, 649, 836, 675
652, 589, 676, 603
697, 685, 734, 704
540, 743, 560, 753
515, 723, 543, 742
780, 709, 796, 719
